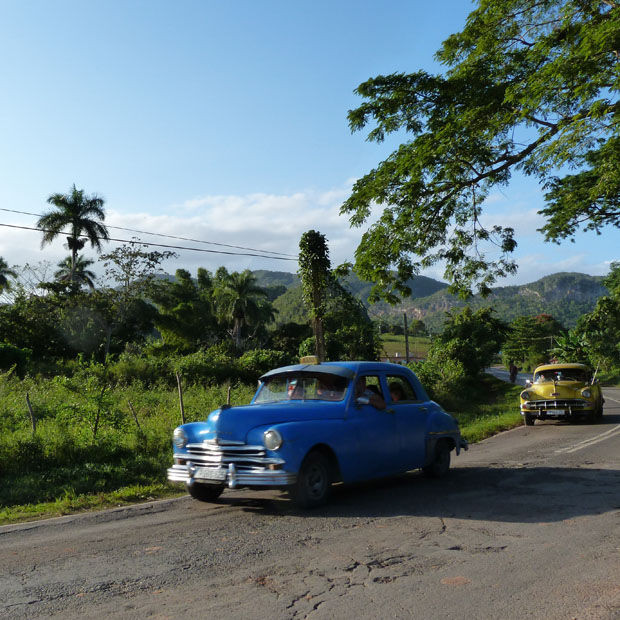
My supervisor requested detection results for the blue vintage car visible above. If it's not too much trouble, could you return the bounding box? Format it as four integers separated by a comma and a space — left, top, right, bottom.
167, 360, 467, 508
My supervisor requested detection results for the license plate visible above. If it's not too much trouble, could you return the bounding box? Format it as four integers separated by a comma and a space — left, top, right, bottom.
193, 467, 226, 481
545, 410, 565, 416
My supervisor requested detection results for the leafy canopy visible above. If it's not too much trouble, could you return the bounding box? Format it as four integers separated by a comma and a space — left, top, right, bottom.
342, 0, 619, 300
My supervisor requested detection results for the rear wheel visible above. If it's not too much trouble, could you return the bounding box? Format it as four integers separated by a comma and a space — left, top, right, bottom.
422, 440, 451, 478
524, 414, 535, 426
187, 482, 225, 502
289, 451, 332, 509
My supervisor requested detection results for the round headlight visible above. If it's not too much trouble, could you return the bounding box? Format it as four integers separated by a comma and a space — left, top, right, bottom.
263, 429, 283, 451
582, 388, 591, 398
520, 391, 531, 400
173, 427, 188, 449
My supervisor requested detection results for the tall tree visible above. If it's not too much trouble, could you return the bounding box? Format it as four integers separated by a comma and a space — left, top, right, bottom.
37, 184, 109, 284
435, 306, 508, 378
342, 0, 619, 299
98, 241, 177, 355
298, 230, 331, 361
215, 270, 271, 349
54, 255, 97, 290
572, 262, 620, 369
152, 268, 219, 351
0, 257, 17, 294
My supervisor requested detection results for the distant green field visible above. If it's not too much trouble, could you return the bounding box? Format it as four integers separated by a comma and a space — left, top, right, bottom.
379, 335, 431, 360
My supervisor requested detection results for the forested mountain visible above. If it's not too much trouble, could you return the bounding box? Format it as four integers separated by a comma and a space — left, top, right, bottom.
263, 270, 606, 331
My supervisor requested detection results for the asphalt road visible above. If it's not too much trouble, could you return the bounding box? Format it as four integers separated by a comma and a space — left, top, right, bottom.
485, 366, 535, 386
1, 388, 619, 620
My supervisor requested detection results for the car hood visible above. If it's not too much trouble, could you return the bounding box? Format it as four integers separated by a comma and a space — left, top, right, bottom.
184, 401, 345, 444
527, 381, 589, 399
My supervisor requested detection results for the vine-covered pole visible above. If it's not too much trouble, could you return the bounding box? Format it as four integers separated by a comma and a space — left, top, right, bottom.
298, 230, 331, 362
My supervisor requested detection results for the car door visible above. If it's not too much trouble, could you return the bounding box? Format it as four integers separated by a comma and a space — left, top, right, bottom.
346, 374, 401, 479
385, 373, 429, 471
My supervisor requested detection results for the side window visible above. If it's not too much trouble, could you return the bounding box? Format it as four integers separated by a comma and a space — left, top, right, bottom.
387, 375, 418, 402
364, 375, 384, 399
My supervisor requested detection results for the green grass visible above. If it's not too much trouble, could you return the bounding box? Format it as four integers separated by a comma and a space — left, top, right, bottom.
451, 375, 524, 443
0, 374, 256, 525
0, 484, 185, 524
0, 373, 524, 525
380, 335, 431, 360
598, 370, 620, 387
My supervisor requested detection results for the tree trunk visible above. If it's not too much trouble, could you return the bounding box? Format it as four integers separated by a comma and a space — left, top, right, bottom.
71, 245, 78, 285
234, 318, 243, 349
314, 316, 326, 362
404, 312, 410, 363
312, 289, 326, 362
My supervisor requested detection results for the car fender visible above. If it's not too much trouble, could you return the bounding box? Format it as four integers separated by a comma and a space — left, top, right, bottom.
246, 420, 346, 478
424, 404, 465, 461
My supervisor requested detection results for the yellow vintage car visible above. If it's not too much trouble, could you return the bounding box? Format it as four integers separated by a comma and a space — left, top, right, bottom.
520, 363, 604, 425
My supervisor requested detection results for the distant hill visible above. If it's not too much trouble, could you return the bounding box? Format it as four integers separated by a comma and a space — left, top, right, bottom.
371, 272, 607, 331
252, 270, 299, 289
269, 273, 450, 325
261, 270, 606, 331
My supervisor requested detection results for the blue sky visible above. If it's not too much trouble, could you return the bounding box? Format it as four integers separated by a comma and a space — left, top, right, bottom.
0, 0, 617, 288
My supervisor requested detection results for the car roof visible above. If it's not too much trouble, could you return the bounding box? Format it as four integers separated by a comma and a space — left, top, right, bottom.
534, 363, 590, 372
259, 361, 409, 381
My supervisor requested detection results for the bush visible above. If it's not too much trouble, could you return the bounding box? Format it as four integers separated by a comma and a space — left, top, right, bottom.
107, 353, 171, 386
410, 356, 467, 410
171, 350, 239, 385
0, 342, 31, 377
238, 349, 289, 378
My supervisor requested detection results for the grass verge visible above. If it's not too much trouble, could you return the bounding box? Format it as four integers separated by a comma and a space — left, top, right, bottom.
451, 375, 524, 443
0, 484, 185, 525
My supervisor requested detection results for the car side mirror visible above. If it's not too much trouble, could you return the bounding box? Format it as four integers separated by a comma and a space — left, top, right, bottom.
525, 380, 532, 387
356, 396, 370, 406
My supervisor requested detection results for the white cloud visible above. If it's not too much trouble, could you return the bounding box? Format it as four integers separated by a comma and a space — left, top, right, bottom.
0, 181, 613, 289
0, 182, 375, 280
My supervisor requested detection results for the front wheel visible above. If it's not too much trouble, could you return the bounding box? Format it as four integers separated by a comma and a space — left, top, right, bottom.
289, 451, 332, 509
422, 440, 451, 478
187, 482, 225, 502
524, 414, 535, 426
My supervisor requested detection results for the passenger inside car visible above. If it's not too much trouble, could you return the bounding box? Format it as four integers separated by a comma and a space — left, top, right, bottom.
316, 376, 345, 401
389, 382, 405, 402
355, 376, 386, 410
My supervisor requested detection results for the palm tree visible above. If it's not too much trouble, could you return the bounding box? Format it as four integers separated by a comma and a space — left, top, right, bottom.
0, 257, 17, 294
55, 255, 97, 290
215, 270, 270, 349
37, 184, 109, 284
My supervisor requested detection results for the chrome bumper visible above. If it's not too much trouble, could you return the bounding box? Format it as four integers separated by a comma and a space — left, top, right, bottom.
167, 462, 296, 488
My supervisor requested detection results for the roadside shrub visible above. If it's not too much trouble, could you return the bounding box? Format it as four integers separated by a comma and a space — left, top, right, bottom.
238, 349, 289, 378
171, 349, 238, 385
409, 344, 468, 410
107, 353, 170, 386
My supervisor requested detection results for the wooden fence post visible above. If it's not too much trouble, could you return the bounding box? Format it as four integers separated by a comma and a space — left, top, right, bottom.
128, 400, 142, 432
25, 393, 36, 436
176, 372, 186, 424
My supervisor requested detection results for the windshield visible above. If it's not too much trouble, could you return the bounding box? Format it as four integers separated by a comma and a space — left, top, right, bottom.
534, 369, 589, 383
255, 373, 349, 404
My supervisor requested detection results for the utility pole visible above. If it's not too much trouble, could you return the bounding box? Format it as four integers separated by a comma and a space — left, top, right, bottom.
403, 312, 410, 363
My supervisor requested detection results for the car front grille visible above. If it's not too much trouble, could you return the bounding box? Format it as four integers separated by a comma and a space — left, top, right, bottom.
184, 440, 273, 467
524, 399, 590, 410
167, 439, 295, 487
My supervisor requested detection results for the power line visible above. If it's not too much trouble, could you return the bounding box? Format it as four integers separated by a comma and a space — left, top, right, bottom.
0, 223, 298, 261
0, 207, 298, 258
